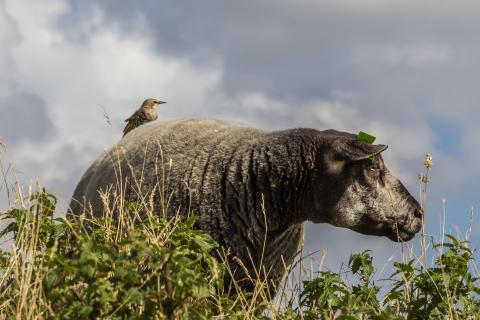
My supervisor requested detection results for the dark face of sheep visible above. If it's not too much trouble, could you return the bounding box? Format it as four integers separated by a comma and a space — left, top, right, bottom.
306, 137, 423, 242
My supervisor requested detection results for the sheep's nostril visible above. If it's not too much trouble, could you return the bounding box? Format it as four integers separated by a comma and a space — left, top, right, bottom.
414, 208, 424, 218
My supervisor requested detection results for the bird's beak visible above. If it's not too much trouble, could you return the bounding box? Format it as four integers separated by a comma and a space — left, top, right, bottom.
157, 101, 167, 104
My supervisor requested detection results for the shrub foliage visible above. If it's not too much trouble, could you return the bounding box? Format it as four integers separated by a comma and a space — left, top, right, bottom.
0, 189, 479, 319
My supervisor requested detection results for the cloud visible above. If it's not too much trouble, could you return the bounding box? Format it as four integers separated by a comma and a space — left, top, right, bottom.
56, 0, 480, 119
353, 43, 452, 68
0, 93, 54, 144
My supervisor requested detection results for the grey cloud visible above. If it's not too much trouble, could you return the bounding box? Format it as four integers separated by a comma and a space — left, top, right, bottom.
0, 0, 18, 52
0, 2, 55, 146
0, 92, 55, 144
39, 144, 95, 208
7, 142, 98, 209
57, 1, 480, 122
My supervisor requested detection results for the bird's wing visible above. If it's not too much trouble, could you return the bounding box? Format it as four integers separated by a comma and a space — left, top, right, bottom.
123, 120, 136, 136
123, 109, 152, 136
125, 109, 141, 122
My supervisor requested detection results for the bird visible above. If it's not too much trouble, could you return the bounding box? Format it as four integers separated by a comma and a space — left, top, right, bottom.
123, 98, 166, 136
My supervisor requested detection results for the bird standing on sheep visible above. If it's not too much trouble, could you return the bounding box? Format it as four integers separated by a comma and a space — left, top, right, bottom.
123, 98, 166, 136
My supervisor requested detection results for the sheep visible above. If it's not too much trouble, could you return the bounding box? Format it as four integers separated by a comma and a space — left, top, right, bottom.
69, 118, 422, 294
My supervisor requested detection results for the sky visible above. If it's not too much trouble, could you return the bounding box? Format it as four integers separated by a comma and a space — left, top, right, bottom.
1, 0, 479, 276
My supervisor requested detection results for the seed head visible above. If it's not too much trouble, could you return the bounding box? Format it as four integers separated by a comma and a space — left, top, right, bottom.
424, 153, 433, 170
418, 173, 429, 183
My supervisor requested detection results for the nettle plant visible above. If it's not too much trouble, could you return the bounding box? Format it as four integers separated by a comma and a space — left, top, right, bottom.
293, 241, 480, 319
0, 190, 239, 319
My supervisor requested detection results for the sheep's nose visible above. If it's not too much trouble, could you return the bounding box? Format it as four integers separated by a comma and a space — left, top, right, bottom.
414, 208, 424, 218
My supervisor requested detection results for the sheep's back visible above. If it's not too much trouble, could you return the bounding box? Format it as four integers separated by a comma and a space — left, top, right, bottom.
70, 119, 264, 226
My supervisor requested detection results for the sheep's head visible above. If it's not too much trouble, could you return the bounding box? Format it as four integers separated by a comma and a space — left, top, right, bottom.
306, 132, 422, 242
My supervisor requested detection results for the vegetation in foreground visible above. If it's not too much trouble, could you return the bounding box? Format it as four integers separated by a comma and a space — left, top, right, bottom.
0, 188, 478, 319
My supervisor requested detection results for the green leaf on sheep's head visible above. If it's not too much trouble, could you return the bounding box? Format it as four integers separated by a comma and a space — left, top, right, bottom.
357, 131, 376, 144
357, 131, 378, 162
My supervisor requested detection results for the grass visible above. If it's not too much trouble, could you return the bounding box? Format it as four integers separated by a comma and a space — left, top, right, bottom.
0, 147, 479, 319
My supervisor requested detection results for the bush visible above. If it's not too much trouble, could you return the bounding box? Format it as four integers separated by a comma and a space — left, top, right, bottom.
295, 242, 480, 319
0, 190, 234, 319
0, 189, 479, 319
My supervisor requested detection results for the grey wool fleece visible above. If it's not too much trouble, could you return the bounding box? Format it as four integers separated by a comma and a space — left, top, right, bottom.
70, 118, 422, 294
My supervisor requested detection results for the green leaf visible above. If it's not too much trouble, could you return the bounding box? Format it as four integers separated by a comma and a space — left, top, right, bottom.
193, 235, 216, 252
80, 264, 96, 279
357, 131, 376, 144
44, 271, 59, 290
123, 288, 143, 304
192, 284, 212, 298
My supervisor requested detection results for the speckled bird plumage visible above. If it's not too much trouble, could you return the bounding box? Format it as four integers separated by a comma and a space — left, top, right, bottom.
123, 98, 166, 136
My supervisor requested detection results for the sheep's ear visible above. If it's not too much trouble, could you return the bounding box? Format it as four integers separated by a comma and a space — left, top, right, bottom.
333, 139, 388, 162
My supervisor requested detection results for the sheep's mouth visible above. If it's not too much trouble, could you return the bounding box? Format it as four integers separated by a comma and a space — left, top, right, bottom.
386, 215, 422, 242
387, 228, 417, 242
355, 213, 421, 242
